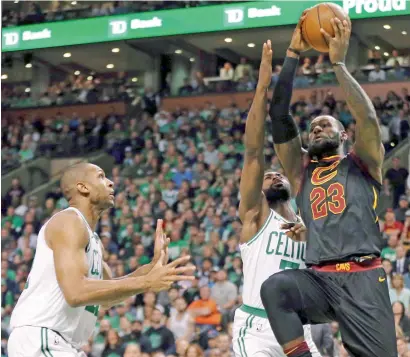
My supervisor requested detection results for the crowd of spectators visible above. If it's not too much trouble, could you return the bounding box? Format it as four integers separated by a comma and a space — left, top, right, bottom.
3, 54, 409, 111
1, 107, 123, 173
368, 49, 410, 67
2, 1, 237, 27
3, 50, 409, 109
2, 2, 410, 356
1, 72, 137, 110
110, 88, 410, 169
2, 80, 410, 356
176, 52, 410, 96
2, 85, 409, 176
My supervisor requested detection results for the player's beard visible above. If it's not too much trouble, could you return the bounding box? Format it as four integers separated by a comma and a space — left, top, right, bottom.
264, 185, 291, 206
308, 133, 340, 159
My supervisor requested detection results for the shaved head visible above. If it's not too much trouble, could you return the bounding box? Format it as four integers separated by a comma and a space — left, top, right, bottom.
333, 117, 345, 131
60, 162, 96, 201
60, 162, 114, 209
312, 115, 345, 131
264, 170, 277, 177
61, 162, 114, 211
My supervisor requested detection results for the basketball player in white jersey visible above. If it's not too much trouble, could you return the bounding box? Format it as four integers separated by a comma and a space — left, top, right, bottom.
232, 41, 320, 357
8, 162, 195, 357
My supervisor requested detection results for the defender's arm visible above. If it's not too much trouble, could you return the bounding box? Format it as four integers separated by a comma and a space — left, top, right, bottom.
49, 212, 192, 307
238, 86, 267, 221
239, 41, 272, 222
49, 211, 150, 307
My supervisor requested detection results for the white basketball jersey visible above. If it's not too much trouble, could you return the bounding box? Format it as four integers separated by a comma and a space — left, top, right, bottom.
10, 207, 103, 349
240, 209, 306, 308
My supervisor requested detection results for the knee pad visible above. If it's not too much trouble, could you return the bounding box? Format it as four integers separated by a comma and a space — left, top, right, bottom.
260, 271, 300, 309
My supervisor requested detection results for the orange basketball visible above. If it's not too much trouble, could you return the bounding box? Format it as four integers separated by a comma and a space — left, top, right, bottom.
302, 2, 350, 53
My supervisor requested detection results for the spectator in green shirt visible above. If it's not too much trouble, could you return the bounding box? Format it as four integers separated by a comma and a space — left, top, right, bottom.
316, 65, 336, 85
142, 307, 175, 355
1, 279, 14, 315
381, 235, 400, 262
2, 207, 24, 235
133, 244, 150, 266
168, 231, 189, 260
129, 153, 147, 179
18, 142, 34, 163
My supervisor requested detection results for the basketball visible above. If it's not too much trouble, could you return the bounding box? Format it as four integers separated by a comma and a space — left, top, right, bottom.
302, 2, 350, 53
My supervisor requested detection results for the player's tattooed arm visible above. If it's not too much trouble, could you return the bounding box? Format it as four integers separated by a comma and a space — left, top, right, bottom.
238, 41, 272, 222
334, 64, 384, 182
322, 18, 384, 184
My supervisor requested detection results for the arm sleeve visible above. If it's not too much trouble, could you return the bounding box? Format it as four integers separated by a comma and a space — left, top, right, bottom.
268, 56, 300, 144
269, 57, 299, 117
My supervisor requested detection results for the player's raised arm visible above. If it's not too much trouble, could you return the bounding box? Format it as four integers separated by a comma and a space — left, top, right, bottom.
238, 41, 273, 222
48, 211, 194, 307
321, 18, 384, 183
268, 13, 310, 196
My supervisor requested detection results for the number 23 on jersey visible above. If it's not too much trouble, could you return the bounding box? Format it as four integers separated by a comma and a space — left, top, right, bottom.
309, 163, 346, 220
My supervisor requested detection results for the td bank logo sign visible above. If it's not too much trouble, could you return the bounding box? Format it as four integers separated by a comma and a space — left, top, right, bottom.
109, 20, 128, 36
3, 31, 19, 47
109, 16, 162, 37
224, 5, 281, 27
224, 8, 245, 25
3, 28, 51, 49
343, 0, 406, 14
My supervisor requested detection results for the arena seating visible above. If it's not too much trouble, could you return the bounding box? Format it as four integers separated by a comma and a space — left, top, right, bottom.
1, 1, 238, 27
2, 79, 409, 356
1, 2, 410, 353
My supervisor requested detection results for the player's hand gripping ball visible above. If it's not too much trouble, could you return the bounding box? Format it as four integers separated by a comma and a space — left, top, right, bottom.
289, 10, 311, 54
301, 3, 350, 53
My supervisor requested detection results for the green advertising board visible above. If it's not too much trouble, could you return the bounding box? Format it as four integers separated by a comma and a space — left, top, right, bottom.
2, 0, 409, 52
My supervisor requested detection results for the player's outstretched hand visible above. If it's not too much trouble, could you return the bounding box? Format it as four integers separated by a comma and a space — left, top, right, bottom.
152, 219, 170, 265
281, 222, 306, 241
145, 251, 196, 292
320, 18, 351, 64
289, 10, 311, 53
257, 40, 273, 90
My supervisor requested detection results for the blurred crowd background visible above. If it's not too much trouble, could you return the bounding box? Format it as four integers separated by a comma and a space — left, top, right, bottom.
1, 1, 410, 357
2, 1, 237, 26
